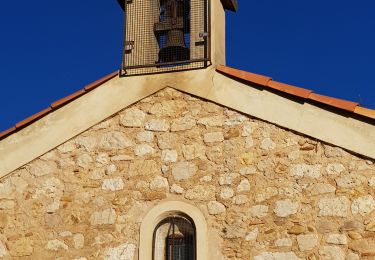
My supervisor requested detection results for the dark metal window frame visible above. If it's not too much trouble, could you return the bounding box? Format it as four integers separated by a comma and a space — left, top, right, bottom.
121, 0, 211, 76
152, 214, 197, 260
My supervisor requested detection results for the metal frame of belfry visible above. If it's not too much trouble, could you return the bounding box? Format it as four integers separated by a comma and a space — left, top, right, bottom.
120, 0, 211, 76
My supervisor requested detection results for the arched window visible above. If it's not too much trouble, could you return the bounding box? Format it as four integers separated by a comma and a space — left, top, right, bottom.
153, 214, 196, 260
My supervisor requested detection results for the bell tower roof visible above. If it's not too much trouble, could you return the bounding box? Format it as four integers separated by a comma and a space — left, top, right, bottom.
116, 0, 238, 12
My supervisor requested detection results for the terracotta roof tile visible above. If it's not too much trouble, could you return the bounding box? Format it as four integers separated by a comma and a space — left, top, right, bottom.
308, 93, 358, 112
84, 71, 119, 91
0, 71, 118, 141
354, 106, 375, 120
15, 107, 52, 129
267, 80, 312, 99
51, 89, 86, 109
216, 64, 272, 86
0, 127, 16, 139
216, 65, 375, 120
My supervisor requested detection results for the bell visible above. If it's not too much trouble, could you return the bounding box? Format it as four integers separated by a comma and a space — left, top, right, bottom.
159, 29, 190, 63
155, 0, 190, 63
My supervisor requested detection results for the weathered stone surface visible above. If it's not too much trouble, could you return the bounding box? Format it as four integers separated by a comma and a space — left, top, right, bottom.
349, 239, 375, 254
318, 197, 349, 217
219, 172, 239, 186
170, 184, 184, 194
245, 228, 259, 241
73, 234, 85, 249
120, 108, 146, 127
297, 234, 319, 251
150, 176, 169, 191
111, 155, 134, 161
248, 205, 268, 218
240, 166, 257, 176
207, 201, 226, 215
27, 159, 57, 177
237, 179, 251, 193
197, 115, 224, 127
347, 231, 362, 240
172, 162, 197, 181
145, 119, 170, 132
324, 145, 347, 158
366, 220, 375, 231
99, 132, 132, 150
241, 123, 253, 137
171, 116, 196, 132
346, 252, 360, 260
134, 144, 154, 156
76, 154, 93, 168
290, 164, 322, 179
326, 163, 346, 175
254, 252, 300, 260
351, 195, 375, 215
75, 135, 98, 151
0, 200, 14, 210
46, 239, 68, 251
275, 238, 293, 247
157, 133, 177, 149
336, 174, 366, 188
274, 199, 299, 217
340, 221, 364, 232
233, 195, 249, 205
185, 185, 215, 201
10, 238, 33, 257
319, 246, 345, 260
182, 144, 205, 160
203, 132, 224, 143
326, 234, 347, 245
136, 131, 154, 143
316, 220, 338, 234
220, 187, 234, 200
96, 153, 110, 165
255, 187, 278, 202
90, 208, 117, 225
260, 138, 276, 150
369, 176, 375, 187
161, 150, 178, 163
288, 225, 306, 235
308, 183, 336, 195
0, 242, 8, 257
239, 152, 254, 165
102, 178, 124, 191
104, 243, 136, 260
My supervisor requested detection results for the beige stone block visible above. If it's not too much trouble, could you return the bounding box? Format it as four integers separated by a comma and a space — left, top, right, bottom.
120, 107, 146, 127
204, 132, 224, 143
10, 238, 33, 257
171, 116, 196, 132
318, 197, 350, 217
297, 234, 319, 251
274, 199, 299, 217
319, 246, 345, 260
207, 201, 226, 215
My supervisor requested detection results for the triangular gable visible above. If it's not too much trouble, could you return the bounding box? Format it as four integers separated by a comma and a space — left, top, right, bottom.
1, 66, 374, 178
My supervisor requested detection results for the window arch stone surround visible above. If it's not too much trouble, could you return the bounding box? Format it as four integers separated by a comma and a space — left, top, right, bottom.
139, 200, 208, 259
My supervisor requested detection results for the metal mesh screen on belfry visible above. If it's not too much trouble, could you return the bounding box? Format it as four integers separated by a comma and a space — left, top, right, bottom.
121, 0, 210, 76
153, 215, 196, 260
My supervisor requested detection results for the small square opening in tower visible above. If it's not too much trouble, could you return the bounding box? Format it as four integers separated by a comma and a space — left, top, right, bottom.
120, 0, 210, 76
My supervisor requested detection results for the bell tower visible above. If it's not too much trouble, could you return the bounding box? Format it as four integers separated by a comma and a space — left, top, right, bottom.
117, 0, 237, 76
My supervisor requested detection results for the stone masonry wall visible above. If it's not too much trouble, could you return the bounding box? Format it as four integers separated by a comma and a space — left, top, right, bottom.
0, 88, 374, 259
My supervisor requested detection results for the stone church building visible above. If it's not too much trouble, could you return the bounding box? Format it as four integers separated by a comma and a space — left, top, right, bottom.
0, 0, 375, 259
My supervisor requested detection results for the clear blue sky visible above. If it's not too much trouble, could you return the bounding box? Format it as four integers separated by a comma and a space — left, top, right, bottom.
0, 1, 374, 132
